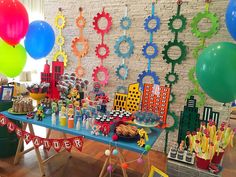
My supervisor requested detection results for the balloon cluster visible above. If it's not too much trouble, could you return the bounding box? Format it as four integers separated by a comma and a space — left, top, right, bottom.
0, 0, 55, 78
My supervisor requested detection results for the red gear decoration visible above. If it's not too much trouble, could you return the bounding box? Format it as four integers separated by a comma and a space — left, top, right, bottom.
93, 8, 112, 35
95, 43, 110, 60
92, 65, 109, 86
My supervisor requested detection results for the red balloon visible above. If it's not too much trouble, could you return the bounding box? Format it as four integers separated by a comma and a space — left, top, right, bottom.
0, 0, 29, 46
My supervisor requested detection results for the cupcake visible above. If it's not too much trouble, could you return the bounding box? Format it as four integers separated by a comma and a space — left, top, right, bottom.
186, 152, 192, 162
170, 148, 177, 158
177, 149, 184, 160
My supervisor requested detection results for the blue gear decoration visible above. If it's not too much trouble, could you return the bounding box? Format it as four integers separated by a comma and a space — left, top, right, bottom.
114, 35, 134, 59
142, 42, 158, 60
120, 16, 131, 30
116, 86, 128, 94
144, 15, 160, 33
116, 64, 129, 80
137, 70, 160, 91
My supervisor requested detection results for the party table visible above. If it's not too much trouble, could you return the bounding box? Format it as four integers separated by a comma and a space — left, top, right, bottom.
0, 111, 162, 177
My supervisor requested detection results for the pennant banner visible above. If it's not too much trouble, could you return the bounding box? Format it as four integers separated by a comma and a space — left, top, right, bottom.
0, 114, 84, 152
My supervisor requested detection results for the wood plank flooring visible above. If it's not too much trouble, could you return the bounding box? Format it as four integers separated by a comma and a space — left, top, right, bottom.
0, 128, 235, 177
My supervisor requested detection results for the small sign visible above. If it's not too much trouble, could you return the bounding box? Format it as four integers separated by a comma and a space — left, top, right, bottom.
148, 165, 168, 177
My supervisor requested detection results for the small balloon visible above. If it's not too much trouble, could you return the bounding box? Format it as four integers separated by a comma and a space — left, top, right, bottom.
112, 149, 119, 156
137, 157, 144, 164
0, 40, 27, 78
105, 149, 111, 156
0, 0, 29, 46
145, 145, 151, 151
24, 20, 55, 59
196, 42, 236, 103
107, 165, 113, 172
121, 163, 128, 169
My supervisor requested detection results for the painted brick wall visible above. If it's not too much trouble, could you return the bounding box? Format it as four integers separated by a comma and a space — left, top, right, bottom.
44, 0, 232, 151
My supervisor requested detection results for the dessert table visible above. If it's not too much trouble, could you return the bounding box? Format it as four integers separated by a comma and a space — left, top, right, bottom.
0, 111, 162, 177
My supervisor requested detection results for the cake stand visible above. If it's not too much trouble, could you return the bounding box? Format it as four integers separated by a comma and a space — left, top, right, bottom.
29, 93, 46, 106
133, 120, 159, 134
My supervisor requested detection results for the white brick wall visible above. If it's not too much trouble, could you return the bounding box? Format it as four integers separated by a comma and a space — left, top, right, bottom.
44, 0, 233, 151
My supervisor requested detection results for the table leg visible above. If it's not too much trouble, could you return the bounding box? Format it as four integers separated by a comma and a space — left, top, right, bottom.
14, 122, 27, 165
28, 124, 45, 176
142, 153, 151, 177
99, 156, 109, 177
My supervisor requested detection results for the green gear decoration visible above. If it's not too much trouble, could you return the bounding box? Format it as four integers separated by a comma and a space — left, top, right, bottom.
168, 14, 187, 33
187, 2, 220, 108
162, 40, 187, 65
165, 111, 179, 132
165, 72, 179, 85
162, 2, 187, 153
188, 67, 198, 87
169, 93, 176, 104
186, 89, 206, 108
191, 11, 219, 39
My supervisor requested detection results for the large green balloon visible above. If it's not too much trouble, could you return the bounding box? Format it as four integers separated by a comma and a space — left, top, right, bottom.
196, 42, 236, 103
0, 40, 27, 78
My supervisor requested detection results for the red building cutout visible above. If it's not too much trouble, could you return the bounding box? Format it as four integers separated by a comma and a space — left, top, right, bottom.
141, 83, 170, 126
41, 60, 64, 99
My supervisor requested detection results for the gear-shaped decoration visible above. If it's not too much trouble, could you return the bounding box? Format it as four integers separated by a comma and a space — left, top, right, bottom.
53, 51, 68, 66
71, 37, 89, 58
168, 14, 187, 33
56, 35, 65, 46
165, 72, 179, 85
76, 14, 86, 28
116, 86, 128, 94
115, 64, 129, 80
114, 35, 134, 59
75, 66, 85, 78
169, 93, 176, 104
120, 16, 131, 30
92, 65, 109, 86
191, 11, 219, 39
55, 13, 66, 29
144, 15, 160, 33
186, 89, 206, 108
162, 40, 187, 65
142, 42, 158, 60
137, 70, 160, 91
93, 8, 112, 35
165, 111, 179, 132
95, 43, 110, 60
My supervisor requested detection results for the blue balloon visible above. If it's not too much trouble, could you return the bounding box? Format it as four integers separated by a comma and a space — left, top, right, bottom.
226, 0, 236, 40
24, 20, 55, 59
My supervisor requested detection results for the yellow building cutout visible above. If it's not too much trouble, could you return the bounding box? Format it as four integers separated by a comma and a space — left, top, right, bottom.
113, 83, 141, 113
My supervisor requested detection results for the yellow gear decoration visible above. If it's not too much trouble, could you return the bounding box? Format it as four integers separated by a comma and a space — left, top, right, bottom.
56, 35, 65, 46
53, 51, 68, 66
53, 8, 68, 66
55, 13, 66, 29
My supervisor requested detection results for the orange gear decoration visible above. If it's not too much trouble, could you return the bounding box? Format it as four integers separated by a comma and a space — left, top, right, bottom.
92, 66, 109, 86
95, 43, 110, 60
71, 37, 89, 58
71, 7, 89, 78
93, 8, 112, 35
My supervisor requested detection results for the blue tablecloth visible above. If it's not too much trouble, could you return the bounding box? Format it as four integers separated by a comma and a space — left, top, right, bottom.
1, 111, 162, 154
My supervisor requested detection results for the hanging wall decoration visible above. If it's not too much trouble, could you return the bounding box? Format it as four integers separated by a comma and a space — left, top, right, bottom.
137, 2, 160, 91
114, 5, 134, 87
71, 7, 89, 78
53, 8, 68, 66
92, 8, 112, 86
161, 0, 187, 153
186, 0, 219, 107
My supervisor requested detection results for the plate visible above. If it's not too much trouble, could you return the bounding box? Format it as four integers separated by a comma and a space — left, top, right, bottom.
133, 120, 159, 128
8, 108, 28, 115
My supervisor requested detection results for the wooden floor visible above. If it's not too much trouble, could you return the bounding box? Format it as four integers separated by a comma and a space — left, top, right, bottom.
0, 128, 235, 177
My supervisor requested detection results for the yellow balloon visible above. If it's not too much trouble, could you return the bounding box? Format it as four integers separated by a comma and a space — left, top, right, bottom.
0, 40, 27, 78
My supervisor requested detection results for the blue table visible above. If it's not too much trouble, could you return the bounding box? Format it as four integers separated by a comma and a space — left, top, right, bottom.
1, 111, 162, 177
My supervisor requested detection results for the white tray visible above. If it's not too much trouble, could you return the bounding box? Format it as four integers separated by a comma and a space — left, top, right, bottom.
167, 148, 195, 165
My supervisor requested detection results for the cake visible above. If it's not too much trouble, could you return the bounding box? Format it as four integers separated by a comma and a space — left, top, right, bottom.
134, 111, 160, 126
186, 152, 192, 162
170, 148, 177, 158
